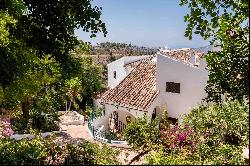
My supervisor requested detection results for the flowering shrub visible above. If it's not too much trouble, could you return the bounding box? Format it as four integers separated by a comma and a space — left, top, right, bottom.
160, 124, 199, 153
0, 118, 14, 138
146, 100, 249, 165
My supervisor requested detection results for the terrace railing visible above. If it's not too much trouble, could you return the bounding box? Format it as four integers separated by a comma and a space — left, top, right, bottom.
117, 120, 126, 133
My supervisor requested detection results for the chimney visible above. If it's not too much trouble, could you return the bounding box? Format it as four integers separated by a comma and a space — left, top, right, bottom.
194, 53, 200, 66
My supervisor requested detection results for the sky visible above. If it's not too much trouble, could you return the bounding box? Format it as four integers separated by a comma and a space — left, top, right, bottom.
75, 0, 209, 49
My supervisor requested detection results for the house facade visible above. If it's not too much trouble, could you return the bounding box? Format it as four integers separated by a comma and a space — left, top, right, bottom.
92, 47, 209, 133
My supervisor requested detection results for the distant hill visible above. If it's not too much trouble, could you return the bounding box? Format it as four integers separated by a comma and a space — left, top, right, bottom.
192, 45, 221, 54
91, 42, 158, 56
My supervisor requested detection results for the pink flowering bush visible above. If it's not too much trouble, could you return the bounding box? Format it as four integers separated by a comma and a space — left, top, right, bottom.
0, 118, 14, 138
160, 124, 199, 152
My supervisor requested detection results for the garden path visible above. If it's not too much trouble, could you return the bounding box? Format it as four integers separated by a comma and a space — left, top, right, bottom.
58, 123, 146, 165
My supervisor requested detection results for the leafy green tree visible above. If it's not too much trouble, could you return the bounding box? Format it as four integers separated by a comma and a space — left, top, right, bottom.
1, 0, 107, 63
0, 0, 107, 121
0, 0, 107, 89
180, 0, 249, 102
0, 11, 16, 46
182, 100, 249, 147
73, 40, 92, 55
3, 55, 61, 122
124, 116, 161, 152
64, 77, 82, 111
76, 56, 104, 111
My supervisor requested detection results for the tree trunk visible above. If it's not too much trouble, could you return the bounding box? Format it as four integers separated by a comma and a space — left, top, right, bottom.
127, 150, 150, 165
68, 99, 72, 111
21, 97, 30, 122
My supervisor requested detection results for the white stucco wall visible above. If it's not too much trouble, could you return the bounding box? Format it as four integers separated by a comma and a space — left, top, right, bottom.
156, 54, 208, 120
146, 94, 163, 119
107, 58, 127, 89
107, 56, 152, 89
123, 55, 150, 65
93, 103, 145, 130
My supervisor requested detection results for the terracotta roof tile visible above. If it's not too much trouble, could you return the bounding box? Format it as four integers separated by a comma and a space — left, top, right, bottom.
124, 56, 155, 68
101, 59, 158, 111
159, 49, 205, 63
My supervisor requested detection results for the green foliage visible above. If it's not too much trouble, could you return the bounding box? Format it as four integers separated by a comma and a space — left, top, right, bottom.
146, 148, 196, 165
69, 55, 104, 111
104, 130, 119, 141
11, 112, 60, 134
0, 12, 16, 46
0, 0, 107, 115
146, 144, 245, 165
159, 105, 170, 130
0, 85, 3, 105
0, 136, 50, 165
92, 42, 157, 56
180, 0, 249, 102
1, 0, 107, 66
145, 100, 249, 165
73, 40, 92, 55
0, 136, 120, 165
64, 77, 82, 111
197, 143, 245, 165
30, 112, 60, 133
64, 141, 120, 165
0, 2, 107, 142
31, 85, 65, 114
93, 106, 104, 118
124, 116, 161, 151
3, 55, 61, 109
182, 100, 249, 146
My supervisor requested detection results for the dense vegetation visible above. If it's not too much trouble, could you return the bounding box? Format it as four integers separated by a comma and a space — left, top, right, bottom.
180, 0, 249, 102
0, 0, 105, 133
0, 0, 248, 165
0, 1, 121, 164
124, 100, 249, 165
0, 135, 120, 165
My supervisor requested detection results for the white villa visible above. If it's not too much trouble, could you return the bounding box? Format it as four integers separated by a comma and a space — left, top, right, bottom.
92, 47, 210, 134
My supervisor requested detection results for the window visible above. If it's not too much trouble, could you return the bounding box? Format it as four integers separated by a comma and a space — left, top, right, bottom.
152, 108, 156, 120
166, 82, 180, 93
113, 71, 116, 79
168, 117, 178, 125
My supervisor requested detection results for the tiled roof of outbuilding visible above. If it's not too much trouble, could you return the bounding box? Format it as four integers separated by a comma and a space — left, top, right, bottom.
159, 48, 205, 63
101, 59, 158, 111
123, 56, 155, 68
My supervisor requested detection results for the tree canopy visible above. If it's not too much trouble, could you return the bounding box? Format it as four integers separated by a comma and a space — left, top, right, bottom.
0, 0, 107, 127
180, 0, 249, 102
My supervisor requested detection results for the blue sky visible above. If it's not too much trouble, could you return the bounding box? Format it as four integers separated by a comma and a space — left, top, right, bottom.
75, 0, 209, 48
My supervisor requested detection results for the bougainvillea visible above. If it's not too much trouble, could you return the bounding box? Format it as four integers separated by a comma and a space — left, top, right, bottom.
0, 118, 14, 138
160, 124, 199, 153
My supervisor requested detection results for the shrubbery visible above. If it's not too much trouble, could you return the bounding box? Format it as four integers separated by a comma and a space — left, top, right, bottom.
0, 135, 120, 165
145, 100, 249, 165
124, 116, 161, 152
11, 111, 60, 134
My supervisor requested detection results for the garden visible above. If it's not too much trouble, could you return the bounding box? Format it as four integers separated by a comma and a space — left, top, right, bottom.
123, 100, 249, 165
0, 0, 249, 165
